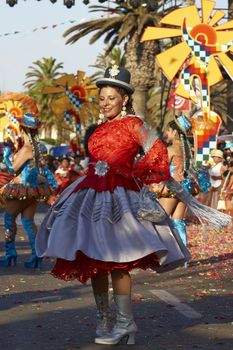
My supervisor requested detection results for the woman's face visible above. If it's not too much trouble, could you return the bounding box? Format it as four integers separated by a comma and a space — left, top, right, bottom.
61, 159, 69, 168
99, 86, 127, 120
212, 156, 222, 164
163, 127, 177, 144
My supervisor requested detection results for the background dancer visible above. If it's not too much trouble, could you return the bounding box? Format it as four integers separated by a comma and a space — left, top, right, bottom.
0, 93, 57, 268
150, 116, 204, 247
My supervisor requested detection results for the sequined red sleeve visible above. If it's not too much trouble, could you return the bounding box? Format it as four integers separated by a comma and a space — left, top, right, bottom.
132, 138, 171, 185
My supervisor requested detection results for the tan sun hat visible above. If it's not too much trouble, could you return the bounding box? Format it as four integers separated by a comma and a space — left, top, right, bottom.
210, 149, 223, 158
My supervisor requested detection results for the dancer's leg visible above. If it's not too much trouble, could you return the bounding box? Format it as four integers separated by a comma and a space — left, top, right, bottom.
21, 200, 42, 268
91, 273, 111, 337
0, 200, 23, 267
172, 201, 187, 246
159, 197, 178, 216
95, 269, 137, 345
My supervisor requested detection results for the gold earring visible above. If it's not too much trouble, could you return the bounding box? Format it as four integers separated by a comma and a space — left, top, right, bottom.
98, 110, 105, 125
120, 105, 127, 118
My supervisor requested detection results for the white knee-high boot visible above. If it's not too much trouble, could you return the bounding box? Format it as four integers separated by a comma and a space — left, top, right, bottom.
94, 292, 111, 337
95, 294, 137, 345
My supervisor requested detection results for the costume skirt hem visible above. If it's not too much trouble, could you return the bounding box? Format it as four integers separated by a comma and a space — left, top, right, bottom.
50, 250, 188, 284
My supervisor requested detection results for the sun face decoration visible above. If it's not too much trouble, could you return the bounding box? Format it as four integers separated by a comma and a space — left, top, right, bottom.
43, 70, 99, 133
0, 100, 21, 141
142, 0, 233, 165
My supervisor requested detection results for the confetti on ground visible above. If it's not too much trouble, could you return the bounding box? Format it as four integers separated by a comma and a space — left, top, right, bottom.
187, 224, 233, 264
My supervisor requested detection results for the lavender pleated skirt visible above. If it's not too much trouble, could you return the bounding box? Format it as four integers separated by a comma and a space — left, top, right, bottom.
36, 176, 191, 273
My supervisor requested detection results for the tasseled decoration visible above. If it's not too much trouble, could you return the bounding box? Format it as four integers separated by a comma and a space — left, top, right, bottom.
165, 177, 232, 228
137, 186, 166, 223
138, 123, 159, 154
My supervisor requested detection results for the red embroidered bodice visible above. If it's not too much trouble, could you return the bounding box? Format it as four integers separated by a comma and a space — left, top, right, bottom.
75, 116, 170, 192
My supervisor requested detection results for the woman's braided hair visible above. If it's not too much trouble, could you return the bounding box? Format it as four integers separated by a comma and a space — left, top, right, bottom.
20, 126, 41, 169
168, 120, 193, 175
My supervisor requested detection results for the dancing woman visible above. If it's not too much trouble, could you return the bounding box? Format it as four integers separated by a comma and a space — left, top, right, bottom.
159, 116, 193, 246
36, 67, 229, 345
151, 116, 210, 247
0, 93, 57, 268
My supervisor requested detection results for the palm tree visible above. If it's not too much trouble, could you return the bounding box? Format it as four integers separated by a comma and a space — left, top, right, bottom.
63, 1, 163, 117
23, 57, 64, 141
90, 46, 126, 81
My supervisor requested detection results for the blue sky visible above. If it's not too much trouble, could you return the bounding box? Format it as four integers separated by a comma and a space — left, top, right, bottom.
0, 0, 228, 91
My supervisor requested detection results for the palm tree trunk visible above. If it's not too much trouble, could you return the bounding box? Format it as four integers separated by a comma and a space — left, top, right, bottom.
125, 32, 159, 118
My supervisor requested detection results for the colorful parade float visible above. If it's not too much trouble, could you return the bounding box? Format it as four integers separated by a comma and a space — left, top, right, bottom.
42, 70, 99, 157
142, 0, 233, 166
0, 100, 24, 203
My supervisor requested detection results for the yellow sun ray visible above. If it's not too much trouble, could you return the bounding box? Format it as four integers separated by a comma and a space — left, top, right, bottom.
157, 42, 191, 82
208, 10, 225, 26
216, 30, 233, 44
82, 77, 92, 86
141, 27, 181, 42
215, 19, 233, 31
175, 81, 192, 100
77, 71, 86, 84
85, 84, 98, 91
42, 86, 65, 94
54, 74, 76, 87
160, 5, 201, 28
217, 52, 233, 78
208, 56, 223, 86
51, 96, 71, 116
202, 0, 215, 23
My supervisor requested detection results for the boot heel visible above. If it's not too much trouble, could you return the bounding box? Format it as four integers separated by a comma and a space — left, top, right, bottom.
127, 332, 136, 345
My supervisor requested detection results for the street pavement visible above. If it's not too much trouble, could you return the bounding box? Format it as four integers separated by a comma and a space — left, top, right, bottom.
0, 205, 232, 350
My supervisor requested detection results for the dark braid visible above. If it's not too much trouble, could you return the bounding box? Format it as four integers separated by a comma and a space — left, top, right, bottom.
22, 127, 41, 168
168, 120, 191, 174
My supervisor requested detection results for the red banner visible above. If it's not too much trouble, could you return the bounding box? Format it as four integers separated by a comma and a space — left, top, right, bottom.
167, 79, 191, 111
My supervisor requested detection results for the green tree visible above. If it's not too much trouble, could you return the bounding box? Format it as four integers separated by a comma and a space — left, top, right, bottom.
23, 57, 64, 141
90, 46, 126, 81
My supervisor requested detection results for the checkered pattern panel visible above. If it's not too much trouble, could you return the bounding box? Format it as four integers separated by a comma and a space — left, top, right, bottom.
183, 30, 211, 65
64, 111, 73, 128
6, 112, 19, 125
194, 130, 218, 166
66, 88, 82, 109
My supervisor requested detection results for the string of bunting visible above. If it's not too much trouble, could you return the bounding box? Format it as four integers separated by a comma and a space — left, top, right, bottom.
0, 19, 87, 38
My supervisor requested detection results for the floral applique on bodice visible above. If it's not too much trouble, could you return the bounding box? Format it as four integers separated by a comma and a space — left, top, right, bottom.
74, 116, 170, 192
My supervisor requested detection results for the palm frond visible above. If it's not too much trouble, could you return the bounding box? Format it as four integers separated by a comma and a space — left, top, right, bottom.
90, 20, 122, 44
63, 18, 111, 38
117, 14, 136, 44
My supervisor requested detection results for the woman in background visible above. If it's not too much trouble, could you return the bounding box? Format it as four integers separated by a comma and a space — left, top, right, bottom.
0, 93, 57, 268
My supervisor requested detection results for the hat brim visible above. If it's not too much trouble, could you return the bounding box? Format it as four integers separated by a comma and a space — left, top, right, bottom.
173, 117, 188, 135
96, 78, 134, 94
20, 122, 41, 129
211, 153, 223, 158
